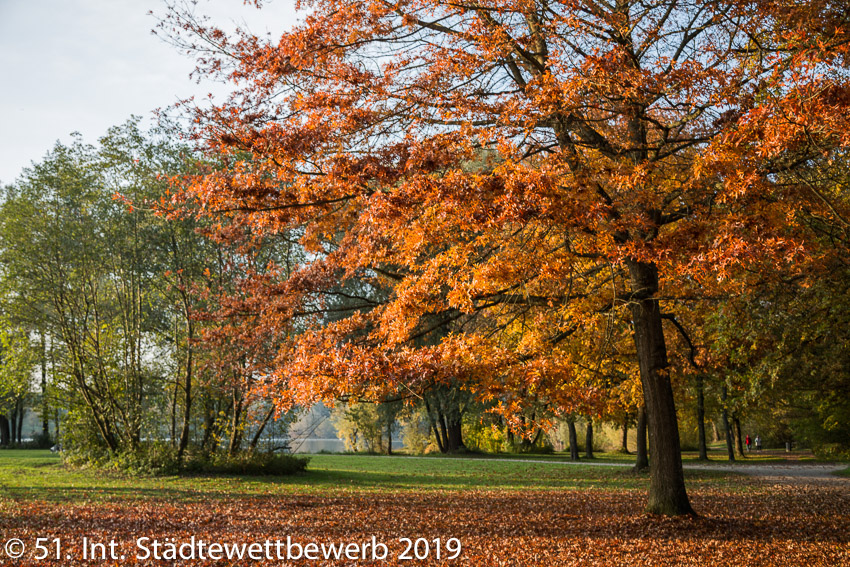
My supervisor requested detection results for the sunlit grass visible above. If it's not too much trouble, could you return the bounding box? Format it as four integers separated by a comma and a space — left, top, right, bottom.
0, 450, 743, 505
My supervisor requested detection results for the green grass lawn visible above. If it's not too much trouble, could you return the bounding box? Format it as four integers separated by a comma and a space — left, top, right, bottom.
0, 449, 741, 505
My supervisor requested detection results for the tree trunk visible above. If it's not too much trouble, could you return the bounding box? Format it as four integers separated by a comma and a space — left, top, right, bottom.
733, 416, 745, 458
0, 415, 9, 446
634, 405, 649, 471
228, 388, 244, 456
568, 420, 580, 461
176, 318, 194, 462
249, 406, 276, 451
41, 333, 50, 439
585, 418, 594, 459
9, 407, 18, 444
16, 402, 25, 444
446, 418, 464, 452
424, 399, 445, 453
621, 417, 630, 454
721, 384, 735, 462
437, 413, 450, 452
386, 420, 393, 455
627, 260, 693, 515
696, 373, 709, 461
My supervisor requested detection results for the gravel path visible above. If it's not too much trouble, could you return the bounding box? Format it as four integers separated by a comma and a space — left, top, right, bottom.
387, 455, 849, 483
684, 462, 848, 482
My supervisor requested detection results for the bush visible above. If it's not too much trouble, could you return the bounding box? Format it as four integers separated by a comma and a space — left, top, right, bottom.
812, 443, 850, 461
30, 431, 55, 449
181, 450, 310, 476
62, 443, 309, 476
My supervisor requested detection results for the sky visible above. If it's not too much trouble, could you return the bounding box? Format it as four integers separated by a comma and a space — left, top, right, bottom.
0, 0, 299, 185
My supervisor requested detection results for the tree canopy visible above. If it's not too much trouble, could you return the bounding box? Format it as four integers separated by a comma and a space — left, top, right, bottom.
156, 0, 850, 514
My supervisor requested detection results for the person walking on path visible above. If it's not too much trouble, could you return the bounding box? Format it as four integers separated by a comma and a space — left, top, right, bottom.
745, 435, 751, 452
755, 435, 762, 451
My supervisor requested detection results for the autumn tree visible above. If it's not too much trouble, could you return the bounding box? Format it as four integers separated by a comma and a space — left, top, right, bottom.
164, 0, 850, 514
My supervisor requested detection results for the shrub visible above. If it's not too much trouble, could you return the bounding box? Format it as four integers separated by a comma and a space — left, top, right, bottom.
62, 442, 309, 476
812, 443, 850, 461
181, 450, 309, 476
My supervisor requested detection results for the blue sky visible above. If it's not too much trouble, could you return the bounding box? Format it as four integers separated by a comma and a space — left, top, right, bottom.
0, 0, 297, 184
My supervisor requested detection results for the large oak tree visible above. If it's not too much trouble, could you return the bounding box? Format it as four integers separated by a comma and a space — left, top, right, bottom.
165, 0, 850, 514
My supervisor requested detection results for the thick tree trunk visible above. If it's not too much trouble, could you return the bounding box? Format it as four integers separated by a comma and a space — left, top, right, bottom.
446, 419, 464, 452
733, 416, 745, 458
634, 405, 649, 471
627, 260, 693, 515
621, 417, 630, 454
0, 415, 9, 446
696, 374, 709, 461
568, 420, 580, 461
585, 418, 594, 459
721, 385, 735, 462
386, 420, 393, 455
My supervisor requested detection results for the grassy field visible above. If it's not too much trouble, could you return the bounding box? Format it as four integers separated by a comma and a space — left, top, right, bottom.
0, 450, 731, 503
0, 450, 847, 566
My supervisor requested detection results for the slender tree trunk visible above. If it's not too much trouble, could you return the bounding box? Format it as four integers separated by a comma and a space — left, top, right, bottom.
621, 417, 630, 454
568, 420, 580, 461
696, 374, 709, 461
249, 406, 276, 451
721, 385, 735, 462
177, 318, 194, 462
9, 407, 18, 444
228, 388, 244, 456
711, 420, 720, 443
200, 410, 216, 452
627, 260, 693, 515
386, 420, 393, 455
170, 316, 179, 448
430, 422, 445, 453
424, 399, 445, 453
585, 418, 595, 459
438, 413, 450, 452
41, 333, 49, 438
633, 406, 649, 475
733, 416, 745, 458
170, 381, 178, 448
16, 403, 24, 443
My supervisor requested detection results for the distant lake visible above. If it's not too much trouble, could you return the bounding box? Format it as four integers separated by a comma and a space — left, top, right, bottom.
279, 438, 405, 453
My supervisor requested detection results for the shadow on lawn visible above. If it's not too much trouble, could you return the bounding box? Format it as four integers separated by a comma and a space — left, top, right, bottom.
0, 461, 737, 505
